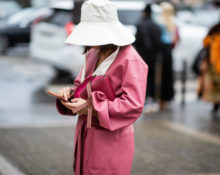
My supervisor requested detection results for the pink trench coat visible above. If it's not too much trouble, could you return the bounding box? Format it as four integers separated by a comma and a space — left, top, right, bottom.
56, 45, 148, 175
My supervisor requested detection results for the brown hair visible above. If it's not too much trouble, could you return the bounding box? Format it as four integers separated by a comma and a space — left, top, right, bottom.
83, 44, 118, 57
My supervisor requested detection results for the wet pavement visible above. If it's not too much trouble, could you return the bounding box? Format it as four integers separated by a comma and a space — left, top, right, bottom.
0, 49, 220, 175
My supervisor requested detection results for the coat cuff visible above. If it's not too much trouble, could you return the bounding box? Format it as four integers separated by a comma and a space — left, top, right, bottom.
56, 99, 75, 116
91, 91, 111, 129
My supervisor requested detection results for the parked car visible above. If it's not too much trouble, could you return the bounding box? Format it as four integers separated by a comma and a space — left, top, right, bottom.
0, 7, 52, 54
0, 0, 21, 19
30, 1, 85, 83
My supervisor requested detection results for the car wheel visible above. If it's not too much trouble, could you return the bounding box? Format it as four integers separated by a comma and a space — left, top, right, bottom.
0, 35, 9, 55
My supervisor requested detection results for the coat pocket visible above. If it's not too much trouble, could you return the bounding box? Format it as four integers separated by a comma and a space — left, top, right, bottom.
86, 127, 119, 173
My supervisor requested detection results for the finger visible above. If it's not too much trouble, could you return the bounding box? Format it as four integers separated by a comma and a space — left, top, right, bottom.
61, 100, 67, 106
58, 90, 63, 96
64, 102, 78, 108
65, 87, 70, 99
67, 87, 70, 98
71, 98, 79, 103
66, 87, 71, 99
63, 88, 68, 101
61, 101, 68, 108
61, 101, 75, 110
61, 88, 66, 98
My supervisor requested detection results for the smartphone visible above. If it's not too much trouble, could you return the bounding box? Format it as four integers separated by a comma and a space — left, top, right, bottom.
47, 90, 68, 102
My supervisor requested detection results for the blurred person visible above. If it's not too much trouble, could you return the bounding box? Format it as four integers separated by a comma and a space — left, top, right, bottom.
134, 3, 162, 113
156, 2, 179, 110
55, 0, 148, 174
192, 47, 209, 78
197, 23, 220, 115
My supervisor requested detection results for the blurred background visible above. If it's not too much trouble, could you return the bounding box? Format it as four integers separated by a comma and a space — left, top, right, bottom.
0, 0, 220, 174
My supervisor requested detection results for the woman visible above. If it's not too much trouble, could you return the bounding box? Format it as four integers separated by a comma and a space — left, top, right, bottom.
156, 2, 179, 109
56, 0, 148, 174
197, 23, 220, 115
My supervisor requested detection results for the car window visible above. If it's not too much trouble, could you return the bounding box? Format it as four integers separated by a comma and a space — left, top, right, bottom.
177, 9, 219, 28
191, 10, 219, 27
116, 3, 161, 26
20, 8, 52, 26
6, 8, 33, 25
118, 10, 141, 25
45, 10, 72, 26
0, 1, 21, 13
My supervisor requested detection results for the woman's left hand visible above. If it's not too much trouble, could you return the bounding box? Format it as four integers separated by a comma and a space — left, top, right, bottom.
61, 98, 88, 115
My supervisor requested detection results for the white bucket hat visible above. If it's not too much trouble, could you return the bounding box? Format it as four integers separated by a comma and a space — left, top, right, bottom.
64, 0, 135, 46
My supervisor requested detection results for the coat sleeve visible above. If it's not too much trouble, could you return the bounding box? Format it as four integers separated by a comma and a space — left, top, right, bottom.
56, 68, 83, 115
211, 35, 220, 75
91, 59, 148, 131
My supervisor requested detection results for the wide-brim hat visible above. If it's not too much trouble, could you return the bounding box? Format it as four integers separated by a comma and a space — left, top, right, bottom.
64, 0, 135, 46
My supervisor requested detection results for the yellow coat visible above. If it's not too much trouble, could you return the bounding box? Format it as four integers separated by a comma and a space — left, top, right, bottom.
204, 34, 220, 75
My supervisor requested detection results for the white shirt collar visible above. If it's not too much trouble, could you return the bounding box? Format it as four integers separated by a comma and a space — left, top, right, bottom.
80, 47, 119, 82
93, 47, 119, 76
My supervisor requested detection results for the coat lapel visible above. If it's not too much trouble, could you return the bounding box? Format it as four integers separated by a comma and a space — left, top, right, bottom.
85, 49, 99, 78
104, 46, 128, 75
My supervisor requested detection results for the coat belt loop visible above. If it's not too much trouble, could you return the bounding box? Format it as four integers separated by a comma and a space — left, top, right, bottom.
86, 82, 92, 128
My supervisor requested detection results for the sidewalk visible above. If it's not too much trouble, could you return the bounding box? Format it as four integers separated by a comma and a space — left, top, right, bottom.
0, 102, 220, 175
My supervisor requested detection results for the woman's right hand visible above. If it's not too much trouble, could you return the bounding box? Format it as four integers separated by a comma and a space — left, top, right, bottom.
57, 87, 72, 101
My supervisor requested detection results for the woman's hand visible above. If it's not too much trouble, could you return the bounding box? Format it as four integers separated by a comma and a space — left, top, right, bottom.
77, 107, 88, 116
57, 87, 72, 101
61, 98, 88, 115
